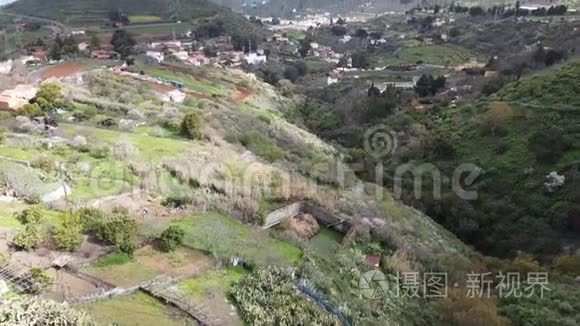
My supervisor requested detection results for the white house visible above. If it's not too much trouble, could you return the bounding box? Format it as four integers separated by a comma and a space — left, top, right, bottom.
173, 51, 189, 61
19, 55, 39, 65
339, 35, 352, 44
244, 51, 267, 65
146, 51, 165, 63
78, 42, 89, 51
0, 60, 13, 74
188, 53, 211, 66
71, 30, 85, 35
327, 76, 338, 85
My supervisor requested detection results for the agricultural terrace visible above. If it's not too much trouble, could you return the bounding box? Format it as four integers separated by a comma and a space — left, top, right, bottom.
377, 44, 479, 66
83, 246, 214, 287
147, 213, 302, 266
128, 15, 163, 24
177, 267, 247, 325
141, 67, 226, 96
80, 291, 196, 325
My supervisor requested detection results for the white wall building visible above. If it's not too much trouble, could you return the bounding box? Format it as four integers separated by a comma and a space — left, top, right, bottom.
244, 52, 267, 65
173, 51, 189, 61
146, 51, 165, 63
0, 60, 13, 74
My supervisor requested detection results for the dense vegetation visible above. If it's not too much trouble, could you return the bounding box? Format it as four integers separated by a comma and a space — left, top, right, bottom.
0, 296, 93, 325
408, 61, 580, 257
232, 266, 336, 325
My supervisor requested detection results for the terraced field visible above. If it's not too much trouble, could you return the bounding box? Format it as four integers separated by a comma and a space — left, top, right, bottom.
80, 291, 196, 326
168, 213, 302, 266
129, 15, 163, 24
142, 68, 225, 95
378, 44, 479, 66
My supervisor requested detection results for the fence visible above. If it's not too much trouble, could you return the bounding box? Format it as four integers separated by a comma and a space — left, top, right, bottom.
298, 278, 350, 326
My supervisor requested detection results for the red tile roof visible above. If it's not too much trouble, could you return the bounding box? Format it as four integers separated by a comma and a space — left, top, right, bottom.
366, 255, 381, 267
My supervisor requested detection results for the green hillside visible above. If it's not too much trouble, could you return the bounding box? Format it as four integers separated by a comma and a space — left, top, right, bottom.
413, 60, 580, 257
498, 60, 580, 107
4, 0, 243, 26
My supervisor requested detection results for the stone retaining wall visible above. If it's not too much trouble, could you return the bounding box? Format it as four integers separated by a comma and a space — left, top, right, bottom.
263, 201, 348, 231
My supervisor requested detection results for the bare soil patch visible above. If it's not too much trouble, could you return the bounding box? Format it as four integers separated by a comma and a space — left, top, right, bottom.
232, 87, 252, 103
41, 63, 86, 80
43, 268, 104, 302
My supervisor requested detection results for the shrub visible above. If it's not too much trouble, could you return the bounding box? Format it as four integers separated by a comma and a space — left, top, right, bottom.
29, 268, 53, 293
19, 103, 43, 116
35, 83, 62, 112
283, 66, 299, 83
449, 26, 461, 37
181, 111, 204, 140
31, 156, 56, 173
0, 296, 93, 324
23, 193, 42, 205
482, 77, 506, 96
438, 288, 510, 326
161, 196, 188, 208
529, 127, 572, 164
73, 107, 97, 121
96, 211, 138, 255
94, 252, 133, 267
239, 132, 284, 162
53, 213, 84, 251
157, 225, 186, 252
232, 266, 336, 325
0, 127, 6, 144
15, 206, 44, 225
553, 255, 580, 277
89, 145, 110, 159
75, 207, 106, 233
331, 25, 348, 36
277, 79, 295, 97
163, 118, 182, 133
13, 224, 43, 251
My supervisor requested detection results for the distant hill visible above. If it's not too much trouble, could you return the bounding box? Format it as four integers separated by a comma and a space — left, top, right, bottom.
3, 0, 246, 26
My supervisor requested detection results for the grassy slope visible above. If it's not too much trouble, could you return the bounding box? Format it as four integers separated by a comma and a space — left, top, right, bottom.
0, 63, 476, 324
378, 44, 478, 66
79, 291, 194, 326
170, 213, 302, 266
5, 0, 224, 22
498, 60, 580, 108
178, 266, 246, 300
4, 0, 261, 39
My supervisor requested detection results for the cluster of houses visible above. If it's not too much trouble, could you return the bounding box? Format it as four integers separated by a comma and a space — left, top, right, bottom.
308, 42, 342, 64
144, 39, 268, 67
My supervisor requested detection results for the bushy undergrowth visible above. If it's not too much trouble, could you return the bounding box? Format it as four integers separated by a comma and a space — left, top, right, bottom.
232, 266, 336, 325
0, 296, 93, 325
